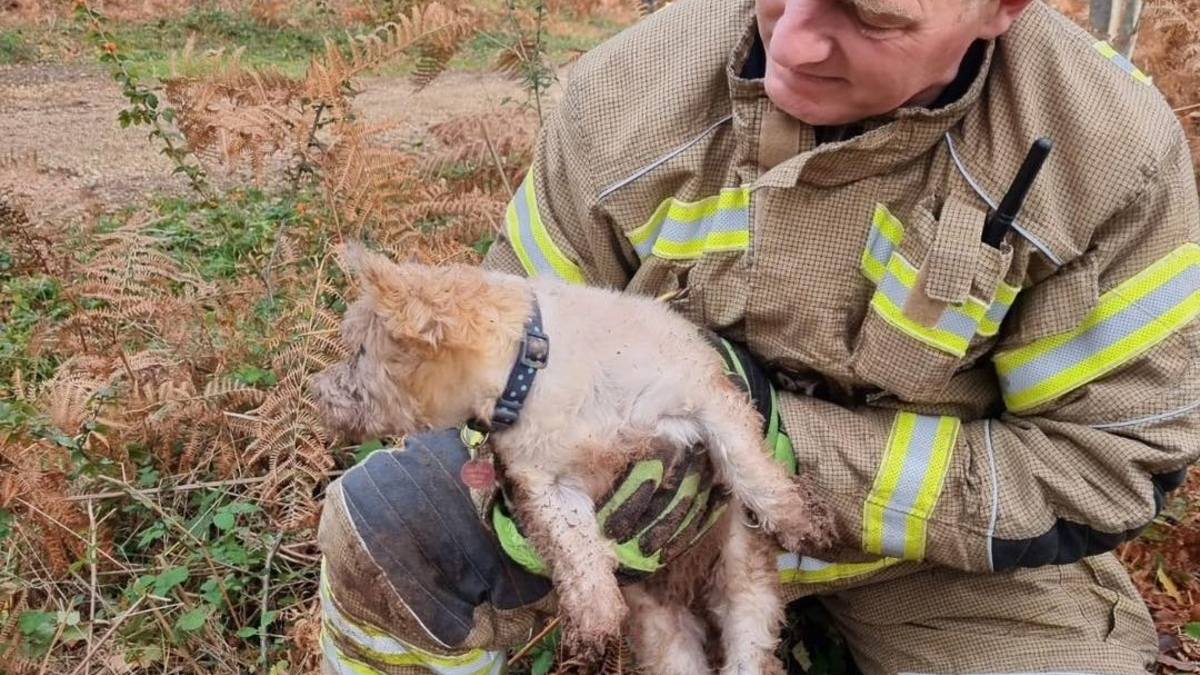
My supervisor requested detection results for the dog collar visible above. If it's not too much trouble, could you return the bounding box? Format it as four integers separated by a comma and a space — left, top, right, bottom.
467, 295, 549, 434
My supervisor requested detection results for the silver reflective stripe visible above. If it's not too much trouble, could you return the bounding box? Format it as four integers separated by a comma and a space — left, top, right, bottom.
865, 227, 897, 276
877, 416, 949, 558
654, 202, 747, 257
877, 258, 978, 342
863, 413, 959, 561
626, 187, 750, 260
1089, 396, 1200, 430
983, 292, 1012, 329
504, 170, 585, 282
775, 551, 902, 584
998, 263, 1200, 410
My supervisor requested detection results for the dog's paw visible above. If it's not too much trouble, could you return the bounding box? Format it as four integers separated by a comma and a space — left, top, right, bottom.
763, 479, 837, 553
559, 584, 628, 661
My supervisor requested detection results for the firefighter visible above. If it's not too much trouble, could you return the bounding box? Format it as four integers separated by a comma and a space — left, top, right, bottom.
315, 0, 1200, 672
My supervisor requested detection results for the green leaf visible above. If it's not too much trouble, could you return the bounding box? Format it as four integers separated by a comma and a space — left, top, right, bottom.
530, 648, 555, 675
200, 577, 224, 606
17, 610, 56, 638
175, 606, 208, 632
1185, 622, 1200, 641
354, 438, 385, 463
235, 626, 258, 638
153, 567, 189, 596
0, 508, 11, 539
212, 510, 236, 531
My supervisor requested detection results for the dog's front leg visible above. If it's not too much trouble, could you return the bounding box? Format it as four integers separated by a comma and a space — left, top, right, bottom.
507, 469, 627, 660
700, 391, 835, 553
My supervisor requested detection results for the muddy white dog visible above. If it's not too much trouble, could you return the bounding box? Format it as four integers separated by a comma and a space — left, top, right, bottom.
310, 243, 833, 675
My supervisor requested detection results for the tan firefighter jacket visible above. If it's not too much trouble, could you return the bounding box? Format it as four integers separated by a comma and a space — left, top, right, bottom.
480, 0, 1200, 587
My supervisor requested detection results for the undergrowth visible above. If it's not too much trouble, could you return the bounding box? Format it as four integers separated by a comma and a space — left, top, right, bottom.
0, 0, 564, 672
0, 0, 1197, 674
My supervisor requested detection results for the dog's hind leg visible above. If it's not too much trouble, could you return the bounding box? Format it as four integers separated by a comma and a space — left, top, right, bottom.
708, 511, 786, 675
622, 583, 713, 675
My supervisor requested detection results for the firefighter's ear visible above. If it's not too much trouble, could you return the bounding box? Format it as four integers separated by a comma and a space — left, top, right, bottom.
974, 0, 1036, 40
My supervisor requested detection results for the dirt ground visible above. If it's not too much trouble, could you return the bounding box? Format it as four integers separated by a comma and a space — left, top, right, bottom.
1, 3, 1194, 225
0, 63, 552, 221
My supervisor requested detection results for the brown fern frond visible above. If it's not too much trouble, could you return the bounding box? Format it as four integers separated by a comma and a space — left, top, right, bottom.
202, 377, 270, 409
338, 3, 480, 89
0, 190, 67, 277
494, 34, 545, 81
0, 587, 27, 665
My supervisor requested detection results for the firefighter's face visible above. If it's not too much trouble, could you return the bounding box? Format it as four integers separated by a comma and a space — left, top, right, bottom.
756, 0, 1030, 125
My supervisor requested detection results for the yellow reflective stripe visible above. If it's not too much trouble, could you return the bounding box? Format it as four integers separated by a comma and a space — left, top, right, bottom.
504, 170, 585, 283
862, 413, 959, 561
626, 187, 750, 261
322, 630, 388, 675
862, 204, 1021, 349
653, 229, 749, 259
776, 552, 902, 584
861, 204, 905, 283
996, 243, 1200, 412
323, 630, 503, 675
979, 280, 1022, 336
1093, 40, 1151, 84
320, 561, 504, 675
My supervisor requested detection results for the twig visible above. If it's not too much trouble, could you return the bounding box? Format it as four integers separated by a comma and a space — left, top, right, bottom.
507, 616, 561, 668
87, 499, 98, 624
260, 532, 284, 674
64, 475, 274, 502
1173, 101, 1200, 113
91, 475, 254, 580
479, 118, 513, 198
65, 593, 149, 675
14, 498, 125, 569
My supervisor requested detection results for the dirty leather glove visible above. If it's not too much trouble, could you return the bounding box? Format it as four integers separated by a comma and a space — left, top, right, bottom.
330, 428, 554, 648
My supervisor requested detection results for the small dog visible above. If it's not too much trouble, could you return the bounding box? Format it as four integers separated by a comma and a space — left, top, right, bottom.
311, 243, 834, 675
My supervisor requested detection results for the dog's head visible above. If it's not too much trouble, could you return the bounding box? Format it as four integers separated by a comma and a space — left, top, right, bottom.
309, 242, 531, 441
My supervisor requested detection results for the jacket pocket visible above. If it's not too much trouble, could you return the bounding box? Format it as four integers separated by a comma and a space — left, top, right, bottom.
850, 195, 1021, 402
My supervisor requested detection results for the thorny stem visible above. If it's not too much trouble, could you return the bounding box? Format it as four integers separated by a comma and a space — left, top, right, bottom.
74, 1, 210, 198
63, 594, 147, 675
260, 533, 283, 673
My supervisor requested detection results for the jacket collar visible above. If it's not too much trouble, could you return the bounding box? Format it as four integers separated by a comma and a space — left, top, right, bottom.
723, 16, 996, 188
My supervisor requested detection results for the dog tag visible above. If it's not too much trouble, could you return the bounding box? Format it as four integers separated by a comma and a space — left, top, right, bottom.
460, 459, 496, 489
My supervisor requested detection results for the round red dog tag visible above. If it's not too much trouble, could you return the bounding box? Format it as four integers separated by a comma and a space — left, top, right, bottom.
460, 459, 496, 490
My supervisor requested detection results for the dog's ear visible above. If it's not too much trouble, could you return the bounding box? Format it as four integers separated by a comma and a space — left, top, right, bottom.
358, 258, 468, 351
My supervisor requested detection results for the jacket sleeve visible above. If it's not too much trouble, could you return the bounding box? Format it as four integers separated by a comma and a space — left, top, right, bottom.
480, 96, 634, 288
780, 131, 1200, 573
